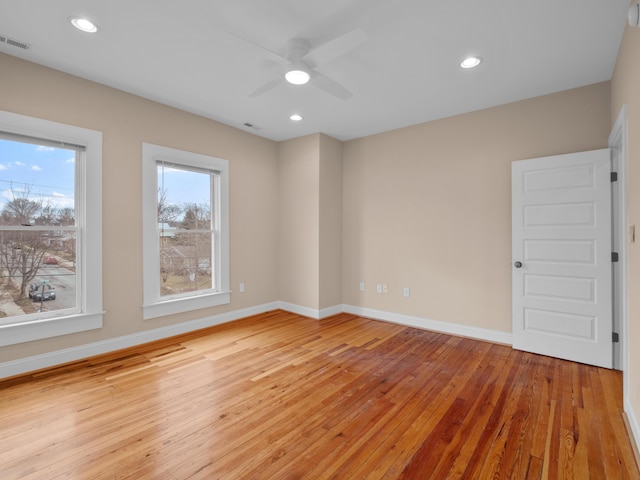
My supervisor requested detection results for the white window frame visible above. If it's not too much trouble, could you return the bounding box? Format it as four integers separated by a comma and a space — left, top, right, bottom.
0, 110, 103, 346
142, 143, 230, 320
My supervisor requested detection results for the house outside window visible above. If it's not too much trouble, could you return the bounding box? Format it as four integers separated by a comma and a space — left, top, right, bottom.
142, 143, 229, 320
0, 110, 103, 346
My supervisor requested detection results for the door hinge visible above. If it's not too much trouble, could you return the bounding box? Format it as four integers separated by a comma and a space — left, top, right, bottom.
612, 252, 619, 262
613, 332, 620, 343
611, 172, 618, 182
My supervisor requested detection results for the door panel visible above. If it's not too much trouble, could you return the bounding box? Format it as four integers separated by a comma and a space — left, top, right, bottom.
524, 274, 595, 302
524, 309, 595, 339
524, 239, 595, 264
512, 149, 612, 368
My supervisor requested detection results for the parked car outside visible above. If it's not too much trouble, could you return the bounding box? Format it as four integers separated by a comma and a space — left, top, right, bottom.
29, 282, 56, 301
43, 257, 58, 265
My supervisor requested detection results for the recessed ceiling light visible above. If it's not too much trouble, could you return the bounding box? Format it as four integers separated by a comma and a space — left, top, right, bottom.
69, 17, 99, 33
290, 114, 303, 122
285, 70, 310, 85
460, 56, 482, 69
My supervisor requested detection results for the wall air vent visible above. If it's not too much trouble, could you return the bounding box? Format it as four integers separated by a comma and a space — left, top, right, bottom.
0, 35, 31, 52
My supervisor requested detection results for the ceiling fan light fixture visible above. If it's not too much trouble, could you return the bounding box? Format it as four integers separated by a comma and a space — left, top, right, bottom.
69, 17, 99, 33
460, 56, 482, 69
285, 69, 310, 85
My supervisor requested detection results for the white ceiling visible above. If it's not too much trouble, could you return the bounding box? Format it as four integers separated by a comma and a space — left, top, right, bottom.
0, 0, 630, 142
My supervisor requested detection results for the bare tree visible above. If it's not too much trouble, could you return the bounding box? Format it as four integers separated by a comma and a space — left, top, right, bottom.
0, 231, 47, 298
179, 203, 210, 230
0, 184, 52, 298
157, 187, 182, 226
14, 231, 46, 298
56, 208, 75, 226
34, 204, 56, 225
0, 233, 21, 285
176, 203, 212, 290
1, 185, 41, 226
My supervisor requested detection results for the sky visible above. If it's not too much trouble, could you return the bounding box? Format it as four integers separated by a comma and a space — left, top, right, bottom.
157, 164, 212, 211
0, 138, 76, 213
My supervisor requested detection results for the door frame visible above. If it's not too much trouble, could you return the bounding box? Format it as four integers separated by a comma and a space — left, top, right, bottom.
609, 106, 628, 381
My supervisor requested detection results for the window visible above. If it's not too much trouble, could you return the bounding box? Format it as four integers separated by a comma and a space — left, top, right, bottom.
0, 110, 103, 346
142, 143, 229, 320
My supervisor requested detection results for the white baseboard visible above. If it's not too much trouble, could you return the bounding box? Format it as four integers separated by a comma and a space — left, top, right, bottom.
319, 304, 343, 318
625, 395, 640, 456
0, 302, 280, 380
278, 302, 321, 319
342, 304, 513, 345
277, 302, 342, 320
276, 302, 512, 346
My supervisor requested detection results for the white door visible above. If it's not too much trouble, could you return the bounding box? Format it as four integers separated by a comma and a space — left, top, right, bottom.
512, 149, 612, 368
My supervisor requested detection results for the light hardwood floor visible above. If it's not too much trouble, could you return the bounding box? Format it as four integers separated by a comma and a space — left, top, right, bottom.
0, 310, 638, 479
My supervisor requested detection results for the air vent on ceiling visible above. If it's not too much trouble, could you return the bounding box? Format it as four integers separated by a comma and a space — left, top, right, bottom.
0, 35, 31, 52
243, 122, 261, 130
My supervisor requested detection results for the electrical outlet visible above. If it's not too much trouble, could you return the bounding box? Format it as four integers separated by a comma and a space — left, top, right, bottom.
376, 284, 382, 294
403, 287, 410, 298
239, 282, 245, 293
383, 284, 388, 293
359, 282, 365, 292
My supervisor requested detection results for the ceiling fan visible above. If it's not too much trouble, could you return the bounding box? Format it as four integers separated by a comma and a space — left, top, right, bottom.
242, 29, 367, 100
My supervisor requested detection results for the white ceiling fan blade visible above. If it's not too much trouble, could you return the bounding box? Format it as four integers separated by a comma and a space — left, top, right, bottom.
249, 77, 284, 97
302, 28, 367, 68
312, 72, 353, 100
225, 31, 291, 66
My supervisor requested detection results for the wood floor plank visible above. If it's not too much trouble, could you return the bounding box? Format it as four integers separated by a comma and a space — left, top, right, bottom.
323, 337, 473, 479
381, 345, 499, 477
0, 310, 638, 479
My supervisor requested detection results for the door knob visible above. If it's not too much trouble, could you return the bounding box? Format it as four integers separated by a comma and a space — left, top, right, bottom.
514, 261, 523, 268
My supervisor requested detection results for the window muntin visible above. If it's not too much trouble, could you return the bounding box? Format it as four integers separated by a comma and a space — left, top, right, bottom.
142, 144, 229, 320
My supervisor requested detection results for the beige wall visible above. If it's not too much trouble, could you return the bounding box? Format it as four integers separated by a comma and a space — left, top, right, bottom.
342, 82, 611, 332
0, 53, 279, 363
319, 134, 343, 310
277, 135, 320, 309
611, 20, 640, 431
277, 133, 344, 312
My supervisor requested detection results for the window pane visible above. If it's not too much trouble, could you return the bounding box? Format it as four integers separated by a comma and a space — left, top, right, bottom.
157, 165, 211, 229
0, 136, 77, 322
157, 163, 215, 298
159, 232, 213, 296
0, 230, 76, 319
0, 138, 76, 227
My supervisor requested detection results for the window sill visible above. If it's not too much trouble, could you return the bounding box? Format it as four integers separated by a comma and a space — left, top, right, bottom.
0, 312, 104, 347
143, 291, 231, 320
